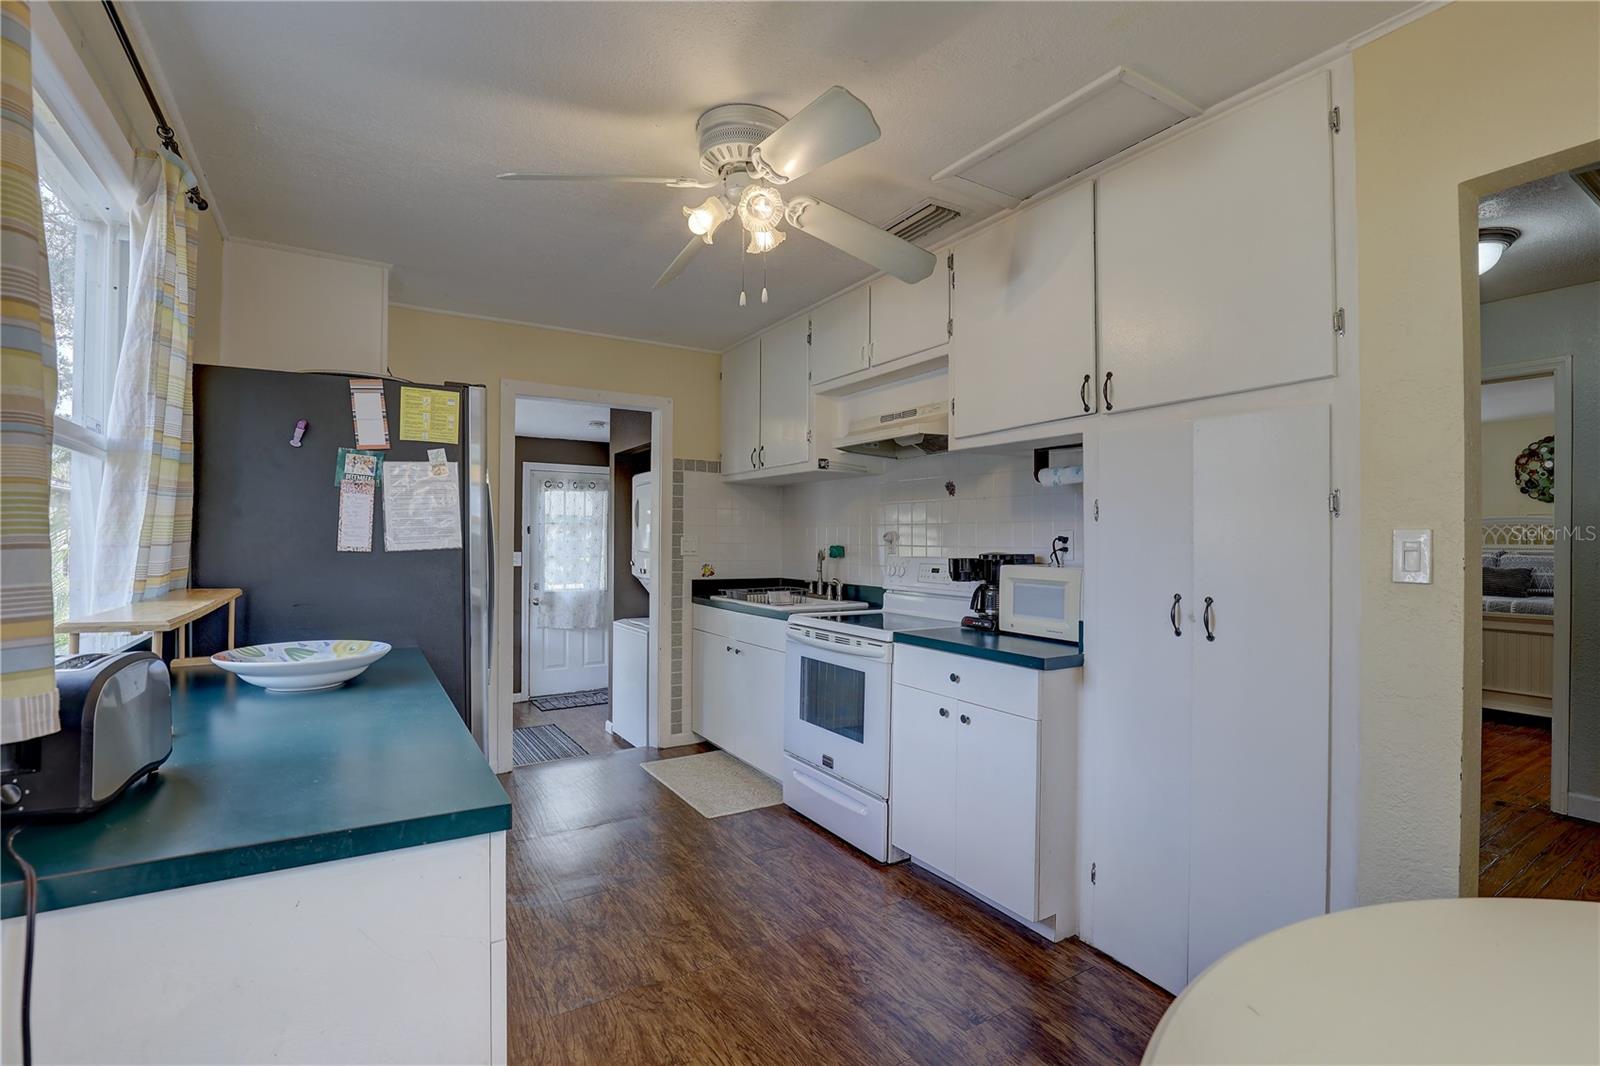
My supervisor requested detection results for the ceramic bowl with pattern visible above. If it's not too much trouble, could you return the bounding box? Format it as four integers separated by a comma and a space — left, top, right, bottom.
211, 640, 391, 692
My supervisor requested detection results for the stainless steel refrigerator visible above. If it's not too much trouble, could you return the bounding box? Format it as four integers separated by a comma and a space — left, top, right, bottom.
190, 366, 493, 740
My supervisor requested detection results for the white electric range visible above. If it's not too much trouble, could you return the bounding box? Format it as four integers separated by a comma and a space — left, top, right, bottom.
781, 560, 980, 862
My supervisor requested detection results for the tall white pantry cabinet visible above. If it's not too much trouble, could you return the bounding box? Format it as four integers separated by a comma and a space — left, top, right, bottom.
1082, 407, 1333, 993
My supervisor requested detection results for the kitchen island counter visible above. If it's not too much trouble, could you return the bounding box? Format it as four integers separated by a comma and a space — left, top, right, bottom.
1, 647, 509, 917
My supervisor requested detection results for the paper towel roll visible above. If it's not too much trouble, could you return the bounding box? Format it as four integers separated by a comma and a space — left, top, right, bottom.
1034, 465, 1084, 487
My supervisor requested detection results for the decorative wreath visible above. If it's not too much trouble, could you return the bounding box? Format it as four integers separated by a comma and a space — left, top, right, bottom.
1513, 435, 1555, 504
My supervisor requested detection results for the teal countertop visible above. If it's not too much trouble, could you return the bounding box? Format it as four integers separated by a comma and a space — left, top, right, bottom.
894, 628, 1085, 670
1, 648, 510, 918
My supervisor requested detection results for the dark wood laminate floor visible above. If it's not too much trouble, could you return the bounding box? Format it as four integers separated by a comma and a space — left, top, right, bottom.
1480, 715, 1600, 899
500, 744, 1172, 1065
513, 700, 633, 757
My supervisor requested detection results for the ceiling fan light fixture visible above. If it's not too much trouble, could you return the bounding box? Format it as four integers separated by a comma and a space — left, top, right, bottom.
684, 196, 730, 241
746, 228, 786, 254
738, 184, 784, 234
1477, 227, 1519, 275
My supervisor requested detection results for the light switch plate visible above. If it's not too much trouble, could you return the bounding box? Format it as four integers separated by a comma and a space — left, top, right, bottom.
512, 551, 522, 567
1392, 528, 1432, 584
681, 534, 699, 557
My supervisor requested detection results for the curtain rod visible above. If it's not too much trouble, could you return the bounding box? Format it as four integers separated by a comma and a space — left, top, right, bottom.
100, 0, 209, 211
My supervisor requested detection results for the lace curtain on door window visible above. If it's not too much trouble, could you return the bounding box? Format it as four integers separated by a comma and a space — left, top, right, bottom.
536, 477, 608, 630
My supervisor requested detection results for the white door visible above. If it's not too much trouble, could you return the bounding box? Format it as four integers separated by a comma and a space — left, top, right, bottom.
954, 701, 1039, 920
1188, 405, 1331, 980
1080, 419, 1194, 993
808, 287, 870, 385
524, 464, 611, 697
759, 315, 810, 469
722, 338, 761, 473
1097, 71, 1337, 413
949, 180, 1097, 440
870, 259, 949, 365
889, 683, 958, 875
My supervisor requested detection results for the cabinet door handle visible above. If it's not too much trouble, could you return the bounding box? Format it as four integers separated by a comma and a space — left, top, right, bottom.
750, 447, 757, 469
733, 647, 742, 655
959, 713, 971, 725
1170, 593, 1182, 637
938, 707, 950, 718
758, 445, 764, 468
949, 673, 960, 684
1202, 596, 1216, 642
1102, 371, 1114, 412
1080, 374, 1092, 413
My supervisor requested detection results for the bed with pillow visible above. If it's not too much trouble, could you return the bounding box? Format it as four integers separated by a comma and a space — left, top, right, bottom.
1482, 547, 1555, 717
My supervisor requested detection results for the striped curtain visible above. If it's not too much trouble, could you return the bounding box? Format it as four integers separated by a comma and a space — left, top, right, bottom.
92, 149, 197, 607
0, 0, 61, 743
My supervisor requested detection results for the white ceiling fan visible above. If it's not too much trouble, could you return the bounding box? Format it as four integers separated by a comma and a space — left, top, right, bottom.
498, 87, 937, 296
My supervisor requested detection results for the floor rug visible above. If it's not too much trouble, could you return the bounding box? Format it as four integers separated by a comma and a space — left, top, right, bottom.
527, 688, 608, 713
512, 725, 590, 766
641, 751, 783, 818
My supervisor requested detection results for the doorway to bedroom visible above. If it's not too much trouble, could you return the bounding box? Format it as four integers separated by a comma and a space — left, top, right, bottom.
1474, 163, 1599, 899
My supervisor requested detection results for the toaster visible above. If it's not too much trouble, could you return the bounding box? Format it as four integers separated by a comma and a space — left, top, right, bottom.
0, 651, 172, 819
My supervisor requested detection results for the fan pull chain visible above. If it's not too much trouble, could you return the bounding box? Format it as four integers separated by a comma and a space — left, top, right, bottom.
761, 250, 769, 304
739, 242, 748, 307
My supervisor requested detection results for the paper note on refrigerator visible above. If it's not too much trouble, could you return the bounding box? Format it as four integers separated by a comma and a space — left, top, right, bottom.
399, 387, 460, 444
336, 476, 375, 552
349, 379, 390, 449
382, 461, 461, 551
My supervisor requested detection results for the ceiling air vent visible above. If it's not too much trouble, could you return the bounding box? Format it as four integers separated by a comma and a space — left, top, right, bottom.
883, 201, 962, 245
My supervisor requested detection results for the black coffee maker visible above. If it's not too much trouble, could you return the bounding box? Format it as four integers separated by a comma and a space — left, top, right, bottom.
949, 553, 1035, 632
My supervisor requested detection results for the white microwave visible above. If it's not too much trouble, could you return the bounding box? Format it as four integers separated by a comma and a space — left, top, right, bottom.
998, 565, 1083, 642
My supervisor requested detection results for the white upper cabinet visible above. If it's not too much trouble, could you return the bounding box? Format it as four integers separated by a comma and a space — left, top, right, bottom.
759, 315, 810, 469
870, 256, 950, 366
949, 180, 1097, 442
809, 287, 870, 385
1097, 71, 1337, 413
721, 337, 761, 474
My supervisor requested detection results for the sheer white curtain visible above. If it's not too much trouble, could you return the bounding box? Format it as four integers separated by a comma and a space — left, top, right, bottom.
535, 474, 608, 630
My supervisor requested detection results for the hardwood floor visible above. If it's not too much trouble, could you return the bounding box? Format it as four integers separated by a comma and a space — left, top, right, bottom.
500, 745, 1172, 1065
513, 700, 633, 758
1479, 714, 1600, 899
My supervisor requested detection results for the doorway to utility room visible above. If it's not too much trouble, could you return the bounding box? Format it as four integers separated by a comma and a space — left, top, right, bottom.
511, 398, 648, 767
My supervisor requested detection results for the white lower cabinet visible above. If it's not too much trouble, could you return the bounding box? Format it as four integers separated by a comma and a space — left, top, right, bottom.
691, 608, 786, 780
890, 647, 1077, 939
1081, 403, 1332, 992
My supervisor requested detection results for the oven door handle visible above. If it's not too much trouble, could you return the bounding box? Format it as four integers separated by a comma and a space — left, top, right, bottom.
786, 631, 890, 659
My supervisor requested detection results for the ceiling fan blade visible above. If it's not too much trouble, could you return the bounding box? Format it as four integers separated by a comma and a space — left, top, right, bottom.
785, 197, 935, 284
755, 86, 880, 184
496, 173, 714, 189
654, 237, 704, 288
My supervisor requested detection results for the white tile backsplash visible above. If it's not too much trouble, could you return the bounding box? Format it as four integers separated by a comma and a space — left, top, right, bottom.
679, 471, 786, 580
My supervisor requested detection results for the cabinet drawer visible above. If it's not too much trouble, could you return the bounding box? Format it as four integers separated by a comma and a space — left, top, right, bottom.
893, 645, 1040, 717
693, 605, 734, 639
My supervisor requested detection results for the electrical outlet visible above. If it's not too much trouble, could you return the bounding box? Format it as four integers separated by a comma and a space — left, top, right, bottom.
1054, 532, 1075, 563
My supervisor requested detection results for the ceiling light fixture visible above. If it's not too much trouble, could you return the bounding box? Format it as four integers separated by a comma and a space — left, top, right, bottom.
737, 184, 784, 234
746, 228, 785, 254
1478, 227, 1519, 275
683, 195, 730, 241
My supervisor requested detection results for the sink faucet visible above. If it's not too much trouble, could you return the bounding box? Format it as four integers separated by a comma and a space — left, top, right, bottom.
830, 578, 842, 601
815, 549, 826, 596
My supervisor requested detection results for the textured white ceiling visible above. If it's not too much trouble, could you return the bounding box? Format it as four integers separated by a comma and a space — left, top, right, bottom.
131, 1, 1410, 350
1479, 172, 1600, 303
514, 398, 611, 441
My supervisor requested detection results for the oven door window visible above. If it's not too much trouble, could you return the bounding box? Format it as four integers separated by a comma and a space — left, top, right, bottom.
798, 655, 866, 744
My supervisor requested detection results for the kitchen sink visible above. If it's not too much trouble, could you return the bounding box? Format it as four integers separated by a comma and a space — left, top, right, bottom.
709, 590, 869, 615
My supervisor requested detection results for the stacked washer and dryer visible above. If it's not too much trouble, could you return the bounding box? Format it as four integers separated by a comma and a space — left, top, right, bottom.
610, 471, 655, 747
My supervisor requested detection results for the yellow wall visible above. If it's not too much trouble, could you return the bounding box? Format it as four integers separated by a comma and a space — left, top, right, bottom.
1480, 415, 1555, 520
385, 305, 721, 462
1354, 0, 1600, 902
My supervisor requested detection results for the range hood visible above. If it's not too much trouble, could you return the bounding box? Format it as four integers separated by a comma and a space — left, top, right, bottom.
834, 401, 949, 459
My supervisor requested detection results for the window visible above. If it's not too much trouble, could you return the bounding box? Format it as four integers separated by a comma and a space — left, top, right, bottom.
35, 92, 130, 652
